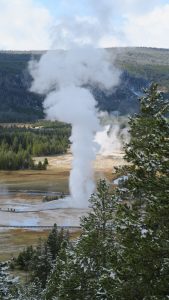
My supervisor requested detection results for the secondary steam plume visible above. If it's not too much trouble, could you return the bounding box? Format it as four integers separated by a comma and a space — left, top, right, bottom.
29, 48, 119, 207
95, 117, 130, 156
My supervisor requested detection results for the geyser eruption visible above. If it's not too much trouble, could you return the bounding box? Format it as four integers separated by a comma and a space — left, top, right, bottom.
44, 85, 99, 207
29, 48, 119, 207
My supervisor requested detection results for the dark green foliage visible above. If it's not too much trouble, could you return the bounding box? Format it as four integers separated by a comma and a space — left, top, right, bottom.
0, 125, 70, 156
47, 224, 69, 260
0, 261, 19, 299
112, 83, 169, 299
0, 124, 70, 170
31, 241, 53, 288
44, 158, 48, 166
0, 149, 34, 170
0, 52, 44, 123
16, 245, 34, 271
45, 241, 69, 300
45, 180, 118, 300
14, 224, 70, 289
16, 279, 43, 300
36, 161, 43, 170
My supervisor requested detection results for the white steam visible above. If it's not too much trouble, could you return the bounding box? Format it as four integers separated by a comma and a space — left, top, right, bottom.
44, 86, 99, 207
95, 124, 130, 156
29, 48, 120, 207
52, 0, 117, 50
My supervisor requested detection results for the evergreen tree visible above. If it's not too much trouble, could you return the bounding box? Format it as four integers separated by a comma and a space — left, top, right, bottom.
119, 83, 169, 203
45, 180, 118, 300
47, 224, 69, 260
45, 239, 70, 300
16, 245, 34, 271
0, 261, 19, 300
17, 279, 43, 300
112, 83, 169, 299
44, 158, 49, 166
31, 240, 53, 288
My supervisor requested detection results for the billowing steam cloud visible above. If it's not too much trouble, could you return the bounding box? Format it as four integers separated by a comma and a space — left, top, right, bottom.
29, 49, 120, 207
52, 0, 121, 50
95, 114, 130, 156
29, 0, 121, 207
95, 124, 130, 156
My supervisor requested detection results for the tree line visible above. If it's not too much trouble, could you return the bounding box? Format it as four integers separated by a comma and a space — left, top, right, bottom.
0, 124, 70, 170
0, 84, 168, 299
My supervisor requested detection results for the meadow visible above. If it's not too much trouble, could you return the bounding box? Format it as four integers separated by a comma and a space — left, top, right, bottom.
0, 152, 124, 260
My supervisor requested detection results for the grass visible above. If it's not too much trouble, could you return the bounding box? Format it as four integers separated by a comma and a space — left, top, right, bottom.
0, 229, 50, 261
0, 228, 81, 261
0, 168, 69, 193
0, 153, 118, 191
0, 153, 124, 261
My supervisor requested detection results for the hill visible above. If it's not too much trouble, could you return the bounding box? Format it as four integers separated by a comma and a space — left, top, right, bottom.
0, 47, 168, 122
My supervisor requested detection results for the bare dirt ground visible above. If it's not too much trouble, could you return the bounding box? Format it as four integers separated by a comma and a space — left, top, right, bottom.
35, 151, 125, 179
35, 151, 125, 171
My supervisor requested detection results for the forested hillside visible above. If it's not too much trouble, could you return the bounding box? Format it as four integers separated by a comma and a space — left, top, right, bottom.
0, 122, 70, 170
0, 48, 169, 122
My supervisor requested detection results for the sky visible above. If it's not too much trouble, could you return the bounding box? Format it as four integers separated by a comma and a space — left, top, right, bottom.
0, 0, 169, 50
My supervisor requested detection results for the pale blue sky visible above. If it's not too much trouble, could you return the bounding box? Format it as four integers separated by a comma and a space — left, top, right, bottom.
39, 0, 169, 22
40, 0, 169, 17
0, 0, 169, 50
40, 0, 90, 16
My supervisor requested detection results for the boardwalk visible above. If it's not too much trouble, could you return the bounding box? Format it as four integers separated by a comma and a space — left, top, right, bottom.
0, 225, 81, 230
0, 208, 69, 213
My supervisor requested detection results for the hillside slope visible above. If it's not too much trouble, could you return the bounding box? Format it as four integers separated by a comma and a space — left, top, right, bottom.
0, 48, 168, 122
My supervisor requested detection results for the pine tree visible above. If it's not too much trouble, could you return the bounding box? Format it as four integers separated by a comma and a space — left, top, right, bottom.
44, 158, 49, 166
0, 261, 19, 300
45, 180, 118, 300
16, 245, 34, 271
31, 240, 53, 288
113, 84, 169, 299
17, 279, 43, 300
45, 239, 70, 300
119, 83, 169, 204
47, 224, 69, 261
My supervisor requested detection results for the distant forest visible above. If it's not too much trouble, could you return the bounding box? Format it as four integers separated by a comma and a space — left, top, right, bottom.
0, 122, 70, 170
0, 48, 169, 122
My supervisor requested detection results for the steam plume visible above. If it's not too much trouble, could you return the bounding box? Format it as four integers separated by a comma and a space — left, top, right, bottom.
95, 114, 130, 156
30, 48, 119, 207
